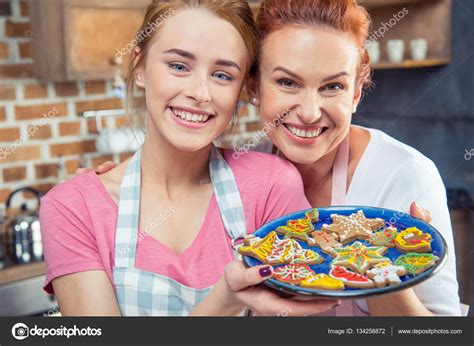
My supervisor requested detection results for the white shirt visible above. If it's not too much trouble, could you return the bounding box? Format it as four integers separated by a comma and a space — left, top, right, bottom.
255, 126, 461, 315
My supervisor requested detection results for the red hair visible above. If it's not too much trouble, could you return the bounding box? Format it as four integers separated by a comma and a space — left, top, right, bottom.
254, 0, 373, 88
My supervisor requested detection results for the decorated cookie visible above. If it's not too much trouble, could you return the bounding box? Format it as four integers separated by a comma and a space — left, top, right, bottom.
368, 226, 398, 247
366, 261, 408, 287
243, 234, 260, 246
330, 241, 389, 274
300, 274, 345, 291
238, 232, 292, 265
306, 208, 319, 223
238, 231, 323, 265
329, 266, 374, 288
273, 264, 315, 285
311, 230, 342, 255
285, 239, 324, 265
394, 227, 432, 253
394, 253, 439, 275
321, 210, 384, 244
276, 213, 317, 245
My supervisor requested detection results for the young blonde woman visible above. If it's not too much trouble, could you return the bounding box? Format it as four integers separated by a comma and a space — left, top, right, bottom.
40, 0, 339, 316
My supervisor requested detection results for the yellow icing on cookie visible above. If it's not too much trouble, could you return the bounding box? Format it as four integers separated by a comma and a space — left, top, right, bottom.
405, 255, 434, 266
239, 232, 290, 263
373, 260, 392, 268
300, 274, 344, 290
278, 215, 314, 236
395, 227, 432, 251
239, 231, 322, 264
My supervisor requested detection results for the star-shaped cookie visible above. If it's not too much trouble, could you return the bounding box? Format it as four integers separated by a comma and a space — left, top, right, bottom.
322, 210, 384, 244
329, 241, 389, 274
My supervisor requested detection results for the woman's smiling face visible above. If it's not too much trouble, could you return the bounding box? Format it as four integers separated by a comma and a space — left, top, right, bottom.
135, 9, 249, 152
255, 26, 363, 164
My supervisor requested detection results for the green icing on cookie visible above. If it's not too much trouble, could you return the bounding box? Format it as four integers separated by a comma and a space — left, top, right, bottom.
394, 253, 439, 275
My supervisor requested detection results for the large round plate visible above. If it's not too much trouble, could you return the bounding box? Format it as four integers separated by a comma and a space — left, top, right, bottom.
242, 206, 448, 299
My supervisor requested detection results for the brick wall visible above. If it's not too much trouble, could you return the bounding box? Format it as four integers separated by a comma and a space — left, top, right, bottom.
0, 0, 261, 214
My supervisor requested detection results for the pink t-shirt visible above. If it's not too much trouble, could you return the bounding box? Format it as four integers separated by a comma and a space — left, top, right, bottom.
40, 151, 310, 294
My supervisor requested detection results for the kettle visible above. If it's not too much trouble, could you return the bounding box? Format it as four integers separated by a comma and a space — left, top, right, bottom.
3, 187, 43, 265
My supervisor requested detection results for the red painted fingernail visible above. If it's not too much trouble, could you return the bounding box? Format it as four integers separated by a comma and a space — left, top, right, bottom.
259, 266, 272, 277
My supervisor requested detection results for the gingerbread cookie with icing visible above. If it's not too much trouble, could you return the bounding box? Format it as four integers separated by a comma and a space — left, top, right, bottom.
311, 230, 342, 255
394, 253, 439, 275
243, 234, 260, 246
330, 241, 389, 274
273, 264, 315, 285
276, 213, 317, 245
238, 231, 323, 265
368, 226, 398, 247
283, 239, 323, 265
300, 273, 345, 290
394, 227, 432, 253
238, 231, 292, 265
329, 266, 374, 288
306, 208, 319, 223
322, 210, 384, 244
366, 261, 408, 287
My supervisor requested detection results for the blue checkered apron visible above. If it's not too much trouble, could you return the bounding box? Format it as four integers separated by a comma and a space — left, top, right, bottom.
113, 146, 247, 316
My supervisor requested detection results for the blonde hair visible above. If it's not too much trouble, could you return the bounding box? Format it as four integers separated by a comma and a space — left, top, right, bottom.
126, 0, 259, 133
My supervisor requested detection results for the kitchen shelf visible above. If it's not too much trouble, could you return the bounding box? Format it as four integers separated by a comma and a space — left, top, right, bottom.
366, 0, 452, 67
374, 58, 450, 70
0, 262, 45, 285
248, 0, 452, 69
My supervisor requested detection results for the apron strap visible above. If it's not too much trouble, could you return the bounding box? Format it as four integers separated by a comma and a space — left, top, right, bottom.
114, 146, 248, 267
209, 146, 247, 253
329, 133, 354, 316
114, 148, 142, 267
331, 134, 350, 206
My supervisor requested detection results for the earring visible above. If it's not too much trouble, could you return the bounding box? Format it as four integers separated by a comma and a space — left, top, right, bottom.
352, 105, 358, 114
251, 97, 258, 105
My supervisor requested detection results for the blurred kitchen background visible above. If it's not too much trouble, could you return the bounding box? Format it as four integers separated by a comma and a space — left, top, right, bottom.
0, 0, 472, 316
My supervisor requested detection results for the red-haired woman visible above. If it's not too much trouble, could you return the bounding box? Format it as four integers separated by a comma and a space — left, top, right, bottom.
245, 0, 461, 316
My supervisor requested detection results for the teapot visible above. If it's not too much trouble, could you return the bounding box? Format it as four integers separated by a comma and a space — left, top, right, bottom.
3, 187, 43, 265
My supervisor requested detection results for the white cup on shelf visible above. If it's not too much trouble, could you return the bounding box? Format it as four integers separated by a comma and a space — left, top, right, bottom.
386, 39, 405, 63
410, 38, 428, 61
366, 40, 380, 64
